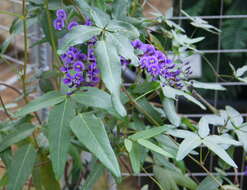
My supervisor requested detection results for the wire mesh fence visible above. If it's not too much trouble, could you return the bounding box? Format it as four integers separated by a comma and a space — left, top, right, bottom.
0, 0, 247, 189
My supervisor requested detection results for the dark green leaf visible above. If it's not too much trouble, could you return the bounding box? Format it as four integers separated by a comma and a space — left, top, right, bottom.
16, 91, 65, 117
129, 142, 141, 174
8, 144, 37, 190
95, 40, 126, 117
90, 8, 110, 28
48, 98, 75, 179
0, 123, 35, 152
70, 113, 121, 177
58, 25, 101, 54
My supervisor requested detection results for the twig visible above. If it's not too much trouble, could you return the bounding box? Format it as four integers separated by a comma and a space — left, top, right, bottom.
0, 95, 13, 120
0, 83, 22, 95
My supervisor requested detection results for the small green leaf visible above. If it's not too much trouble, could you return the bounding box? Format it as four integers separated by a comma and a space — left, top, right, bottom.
225, 106, 243, 126
82, 162, 105, 190
16, 91, 65, 117
191, 81, 226, 91
112, 0, 129, 19
90, 8, 110, 28
48, 98, 75, 179
236, 65, 247, 77
129, 142, 141, 174
203, 138, 237, 168
58, 25, 101, 54
162, 85, 206, 110
124, 139, 133, 152
197, 176, 222, 190
95, 40, 126, 117
72, 87, 112, 110
0, 123, 35, 152
198, 117, 209, 138
8, 144, 37, 190
106, 33, 139, 66
70, 113, 121, 177
163, 97, 181, 126
107, 20, 139, 39
205, 135, 240, 146
137, 139, 174, 158
177, 135, 201, 160
130, 125, 174, 141
167, 129, 197, 139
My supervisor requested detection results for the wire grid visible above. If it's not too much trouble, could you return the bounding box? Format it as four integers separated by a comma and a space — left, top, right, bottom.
1, 0, 247, 189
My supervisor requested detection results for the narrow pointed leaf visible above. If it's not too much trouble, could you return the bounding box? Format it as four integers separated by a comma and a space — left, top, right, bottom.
137, 139, 174, 158
203, 139, 237, 168
177, 136, 201, 160
70, 113, 121, 177
197, 176, 222, 190
129, 142, 141, 174
112, 0, 129, 19
198, 117, 210, 138
16, 91, 65, 117
163, 97, 181, 126
191, 81, 226, 90
58, 25, 101, 54
48, 99, 75, 179
0, 123, 35, 152
130, 125, 174, 141
95, 40, 126, 116
8, 144, 37, 190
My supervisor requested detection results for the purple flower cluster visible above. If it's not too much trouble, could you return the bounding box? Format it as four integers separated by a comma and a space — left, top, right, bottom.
53, 9, 79, 31
60, 46, 100, 88
130, 40, 191, 88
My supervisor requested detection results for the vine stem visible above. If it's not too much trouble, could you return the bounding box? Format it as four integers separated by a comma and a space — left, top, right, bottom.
22, 0, 28, 102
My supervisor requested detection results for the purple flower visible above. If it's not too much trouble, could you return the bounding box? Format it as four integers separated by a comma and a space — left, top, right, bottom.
140, 56, 149, 69
77, 53, 87, 61
60, 66, 69, 73
88, 48, 96, 63
53, 18, 65, 31
87, 37, 97, 46
65, 50, 76, 63
148, 64, 160, 76
56, 9, 67, 20
73, 73, 84, 86
155, 50, 166, 61
142, 44, 156, 55
63, 73, 73, 85
68, 21, 79, 31
73, 61, 85, 72
131, 40, 143, 49
147, 56, 158, 65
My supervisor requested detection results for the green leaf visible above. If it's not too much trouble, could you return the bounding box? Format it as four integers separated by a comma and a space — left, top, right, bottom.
16, 91, 65, 117
205, 135, 240, 146
236, 65, 247, 77
236, 125, 247, 151
198, 117, 209, 138
106, 33, 139, 66
90, 8, 110, 28
0, 123, 35, 152
191, 81, 226, 91
81, 162, 105, 190
70, 113, 121, 177
8, 144, 37, 190
95, 40, 126, 117
112, 0, 129, 19
129, 142, 141, 174
73, 0, 91, 15
130, 125, 174, 141
107, 20, 139, 39
177, 135, 201, 160
48, 98, 75, 179
124, 139, 133, 152
197, 176, 222, 190
163, 97, 181, 127
137, 139, 174, 158
167, 129, 197, 139
72, 87, 112, 110
58, 25, 101, 54
202, 138, 237, 168
225, 106, 243, 126
162, 85, 206, 110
